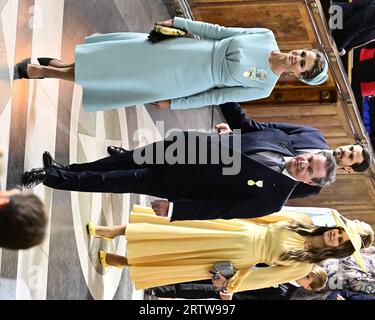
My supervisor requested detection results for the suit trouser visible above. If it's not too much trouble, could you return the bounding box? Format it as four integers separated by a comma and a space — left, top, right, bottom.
332, 1, 375, 50
333, 0, 374, 20
148, 280, 221, 299
67, 150, 150, 172
353, 58, 375, 82
43, 166, 170, 198
43, 143, 228, 197
44, 144, 171, 195
65, 136, 225, 172
149, 281, 294, 300
326, 289, 375, 300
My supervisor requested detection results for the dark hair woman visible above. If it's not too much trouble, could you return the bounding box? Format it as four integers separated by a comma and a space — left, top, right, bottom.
86, 205, 372, 293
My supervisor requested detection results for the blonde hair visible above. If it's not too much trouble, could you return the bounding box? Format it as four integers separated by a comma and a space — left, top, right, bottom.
309, 264, 327, 291
354, 220, 374, 248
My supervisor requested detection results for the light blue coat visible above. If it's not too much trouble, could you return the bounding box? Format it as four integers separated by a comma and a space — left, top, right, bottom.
75, 17, 280, 112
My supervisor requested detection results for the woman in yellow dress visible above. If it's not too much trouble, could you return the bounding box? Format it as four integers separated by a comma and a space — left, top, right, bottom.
87, 206, 374, 293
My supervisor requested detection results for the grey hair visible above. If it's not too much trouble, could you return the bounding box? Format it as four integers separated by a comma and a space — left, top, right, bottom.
312, 151, 337, 187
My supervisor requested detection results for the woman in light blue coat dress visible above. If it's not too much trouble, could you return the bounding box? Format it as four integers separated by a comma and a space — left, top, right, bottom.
16, 17, 329, 112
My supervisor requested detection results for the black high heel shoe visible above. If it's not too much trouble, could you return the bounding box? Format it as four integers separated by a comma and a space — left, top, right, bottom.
37, 57, 60, 66
14, 58, 45, 79
14, 58, 31, 79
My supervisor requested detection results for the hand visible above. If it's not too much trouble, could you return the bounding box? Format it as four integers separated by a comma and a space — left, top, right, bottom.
215, 123, 232, 135
219, 290, 233, 300
155, 19, 173, 27
336, 294, 345, 300
211, 271, 227, 289
152, 100, 171, 110
151, 200, 170, 217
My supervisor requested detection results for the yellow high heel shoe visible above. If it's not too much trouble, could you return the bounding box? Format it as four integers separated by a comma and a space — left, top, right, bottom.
87, 222, 113, 241
99, 250, 110, 268
98, 250, 124, 269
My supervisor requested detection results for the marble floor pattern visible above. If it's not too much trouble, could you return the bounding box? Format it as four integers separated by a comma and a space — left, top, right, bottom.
0, 0, 223, 300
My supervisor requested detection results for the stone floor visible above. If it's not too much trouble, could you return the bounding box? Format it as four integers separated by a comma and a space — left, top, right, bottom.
0, 0, 223, 300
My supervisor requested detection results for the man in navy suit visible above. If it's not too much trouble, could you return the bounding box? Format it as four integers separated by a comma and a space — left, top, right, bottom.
21, 116, 336, 220
218, 102, 369, 173
144, 281, 375, 300
325, 289, 375, 300
331, 0, 375, 56
106, 102, 369, 202
144, 279, 300, 300
215, 102, 370, 199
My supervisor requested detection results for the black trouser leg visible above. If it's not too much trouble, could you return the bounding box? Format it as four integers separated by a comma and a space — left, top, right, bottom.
67, 151, 142, 172
351, 68, 364, 113
333, 4, 375, 50
149, 280, 220, 299
67, 140, 173, 172
354, 59, 375, 82
43, 167, 170, 198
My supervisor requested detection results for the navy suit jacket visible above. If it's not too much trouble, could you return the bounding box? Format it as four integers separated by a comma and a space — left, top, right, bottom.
332, 0, 375, 51
219, 102, 329, 199
326, 289, 375, 300
166, 131, 299, 221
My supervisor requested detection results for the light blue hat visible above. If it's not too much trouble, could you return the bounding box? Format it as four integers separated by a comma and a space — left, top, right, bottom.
300, 54, 329, 86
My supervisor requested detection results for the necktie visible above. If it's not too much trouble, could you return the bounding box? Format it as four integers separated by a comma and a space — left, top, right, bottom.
249, 154, 286, 172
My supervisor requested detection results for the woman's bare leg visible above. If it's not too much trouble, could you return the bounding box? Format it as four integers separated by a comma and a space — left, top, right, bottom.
27, 64, 75, 82
94, 225, 126, 238
47, 60, 75, 68
105, 253, 128, 267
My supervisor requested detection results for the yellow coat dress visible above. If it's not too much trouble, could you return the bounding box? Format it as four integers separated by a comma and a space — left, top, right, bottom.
125, 206, 312, 292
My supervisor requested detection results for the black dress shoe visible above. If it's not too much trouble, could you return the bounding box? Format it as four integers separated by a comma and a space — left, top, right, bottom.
43, 151, 68, 170
107, 146, 127, 156
22, 168, 46, 189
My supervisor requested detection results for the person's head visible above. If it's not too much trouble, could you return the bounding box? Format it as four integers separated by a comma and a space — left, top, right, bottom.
333, 142, 370, 173
0, 189, 47, 250
296, 264, 327, 291
322, 228, 349, 247
284, 48, 328, 85
280, 220, 374, 264
285, 151, 336, 186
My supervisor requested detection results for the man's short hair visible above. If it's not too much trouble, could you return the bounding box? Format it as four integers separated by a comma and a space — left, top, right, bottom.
0, 194, 47, 250
351, 142, 371, 172
311, 151, 337, 187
